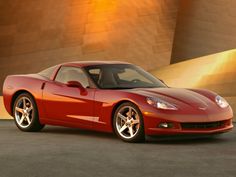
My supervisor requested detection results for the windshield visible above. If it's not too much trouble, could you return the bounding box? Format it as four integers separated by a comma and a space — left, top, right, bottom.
84, 64, 166, 89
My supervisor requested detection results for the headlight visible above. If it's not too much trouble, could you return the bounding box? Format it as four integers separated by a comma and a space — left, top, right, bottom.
215, 95, 229, 108
147, 97, 178, 110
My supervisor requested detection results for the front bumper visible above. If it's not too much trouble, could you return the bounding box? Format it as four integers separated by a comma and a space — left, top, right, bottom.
144, 114, 234, 136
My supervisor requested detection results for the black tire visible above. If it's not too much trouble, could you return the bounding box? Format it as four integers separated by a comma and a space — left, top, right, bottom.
113, 102, 145, 143
13, 93, 45, 132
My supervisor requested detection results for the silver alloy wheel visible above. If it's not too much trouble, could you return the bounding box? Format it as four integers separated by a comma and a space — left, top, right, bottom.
115, 106, 140, 139
15, 96, 34, 128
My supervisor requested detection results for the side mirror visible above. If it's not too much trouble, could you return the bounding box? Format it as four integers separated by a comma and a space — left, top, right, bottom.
67, 81, 82, 88
67, 81, 87, 94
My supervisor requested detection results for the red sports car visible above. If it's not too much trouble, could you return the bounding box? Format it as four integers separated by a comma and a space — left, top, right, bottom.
3, 61, 234, 142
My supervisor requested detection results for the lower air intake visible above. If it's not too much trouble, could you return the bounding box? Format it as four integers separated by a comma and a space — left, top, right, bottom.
181, 121, 225, 129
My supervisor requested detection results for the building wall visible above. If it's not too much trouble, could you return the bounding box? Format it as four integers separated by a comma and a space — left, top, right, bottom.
171, 0, 236, 63
152, 49, 236, 121
0, 0, 179, 93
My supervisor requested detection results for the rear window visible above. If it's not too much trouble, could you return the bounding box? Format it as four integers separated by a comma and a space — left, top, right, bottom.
38, 65, 57, 78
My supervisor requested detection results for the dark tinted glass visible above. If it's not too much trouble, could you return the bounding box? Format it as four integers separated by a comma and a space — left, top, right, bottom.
85, 64, 166, 89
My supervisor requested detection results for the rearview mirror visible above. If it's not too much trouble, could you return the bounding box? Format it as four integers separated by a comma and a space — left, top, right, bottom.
67, 81, 87, 94
159, 79, 165, 84
159, 79, 168, 87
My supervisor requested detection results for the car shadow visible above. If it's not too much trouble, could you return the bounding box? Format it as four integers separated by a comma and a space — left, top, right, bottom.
40, 126, 232, 145
41, 126, 116, 140
145, 134, 231, 145
2, 120, 234, 145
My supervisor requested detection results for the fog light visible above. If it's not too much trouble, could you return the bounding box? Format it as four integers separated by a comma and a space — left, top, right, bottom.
158, 122, 173, 128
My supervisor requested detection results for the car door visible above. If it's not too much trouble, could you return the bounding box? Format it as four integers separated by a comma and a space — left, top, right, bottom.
42, 66, 95, 128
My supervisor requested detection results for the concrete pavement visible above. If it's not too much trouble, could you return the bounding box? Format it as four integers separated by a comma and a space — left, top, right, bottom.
0, 120, 235, 177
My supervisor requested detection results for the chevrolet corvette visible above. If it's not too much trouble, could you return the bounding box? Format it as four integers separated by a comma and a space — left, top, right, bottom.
3, 61, 233, 142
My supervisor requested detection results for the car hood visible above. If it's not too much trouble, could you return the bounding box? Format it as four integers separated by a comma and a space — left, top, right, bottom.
126, 87, 216, 110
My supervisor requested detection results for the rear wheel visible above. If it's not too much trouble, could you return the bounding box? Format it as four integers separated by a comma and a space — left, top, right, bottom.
13, 93, 44, 132
113, 102, 145, 143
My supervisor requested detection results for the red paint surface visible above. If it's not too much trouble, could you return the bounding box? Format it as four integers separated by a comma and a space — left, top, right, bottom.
3, 61, 233, 136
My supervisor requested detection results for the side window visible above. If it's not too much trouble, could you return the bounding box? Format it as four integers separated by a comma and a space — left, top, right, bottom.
55, 66, 89, 88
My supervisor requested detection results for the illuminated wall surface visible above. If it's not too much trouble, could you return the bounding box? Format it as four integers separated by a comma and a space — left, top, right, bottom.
0, 0, 179, 94
171, 0, 236, 63
1, 49, 236, 119
151, 49, 236, 121
0, 0, 236, 119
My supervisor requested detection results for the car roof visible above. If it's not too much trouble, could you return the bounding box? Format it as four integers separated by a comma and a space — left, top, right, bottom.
62, 61, 131, 67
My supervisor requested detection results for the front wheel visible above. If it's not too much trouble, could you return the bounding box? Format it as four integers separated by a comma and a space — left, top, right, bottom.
113, 102, 145, 143
13, 93, 45, 132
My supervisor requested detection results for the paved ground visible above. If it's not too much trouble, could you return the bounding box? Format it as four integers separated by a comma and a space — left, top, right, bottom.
0, 120, 235, 177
